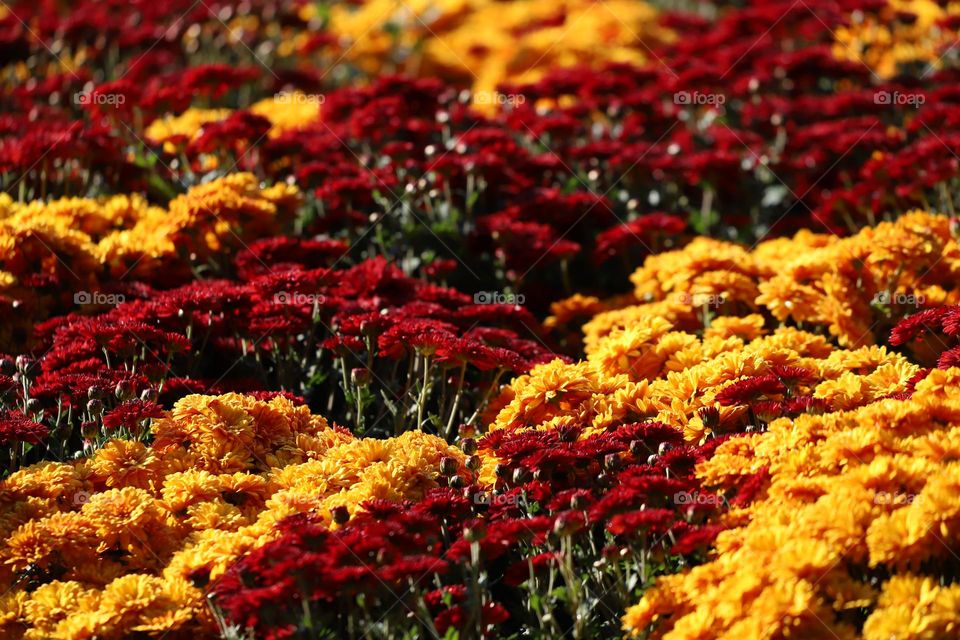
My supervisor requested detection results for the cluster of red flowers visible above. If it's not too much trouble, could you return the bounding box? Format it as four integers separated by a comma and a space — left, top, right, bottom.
494, 0, 960, 235
0, 0, 318, 192
211, 422, 746, 639
0, 237, 558, 467
0, 407, 47, 447
890, 304, 960, 368
712, 365, 833, 425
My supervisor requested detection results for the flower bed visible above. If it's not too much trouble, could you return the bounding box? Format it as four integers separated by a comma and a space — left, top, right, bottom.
2, 0, 960, 638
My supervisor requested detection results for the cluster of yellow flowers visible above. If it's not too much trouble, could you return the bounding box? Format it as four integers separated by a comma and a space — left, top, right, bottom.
623, 211, 955, 349
144, 93, 323, 150
0, 393, 458, 639
306, 0, 670, 102
97, 173, 300, 280
492, 314, 921, 444
0, 173, 300, 295
623, 366, 960, 639
834, 0, 960, 77
491, 211, 954, 443
491, 209, 960, 637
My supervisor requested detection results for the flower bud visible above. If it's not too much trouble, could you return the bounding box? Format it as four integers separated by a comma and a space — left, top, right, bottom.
512, 467, 530, 484
0, 357, 14, 376
460, 437, 478, 455
440, 456, 459, 476
465, 455, 481, 471
25, 398, 42, 415
80, 421, 99, 439
350, 367, 371, 387
88, 386, 106, 400
140, 388, 159, 403
448, 475, 465, 489
86, 398, 103, 416
15, 355, 34, 374
115, 380, 134, 400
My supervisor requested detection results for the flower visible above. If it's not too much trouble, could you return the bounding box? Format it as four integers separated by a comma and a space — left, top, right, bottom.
101, 400, 164, 435
0, 410, 47, 446
87, 441, 164, 491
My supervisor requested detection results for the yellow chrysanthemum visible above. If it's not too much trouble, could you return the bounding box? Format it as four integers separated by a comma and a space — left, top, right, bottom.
1, 393, 461, 638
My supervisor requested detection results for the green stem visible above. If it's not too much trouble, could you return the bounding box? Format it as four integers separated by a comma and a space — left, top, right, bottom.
417, 354, 431, 431
444, 362, 468, 442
